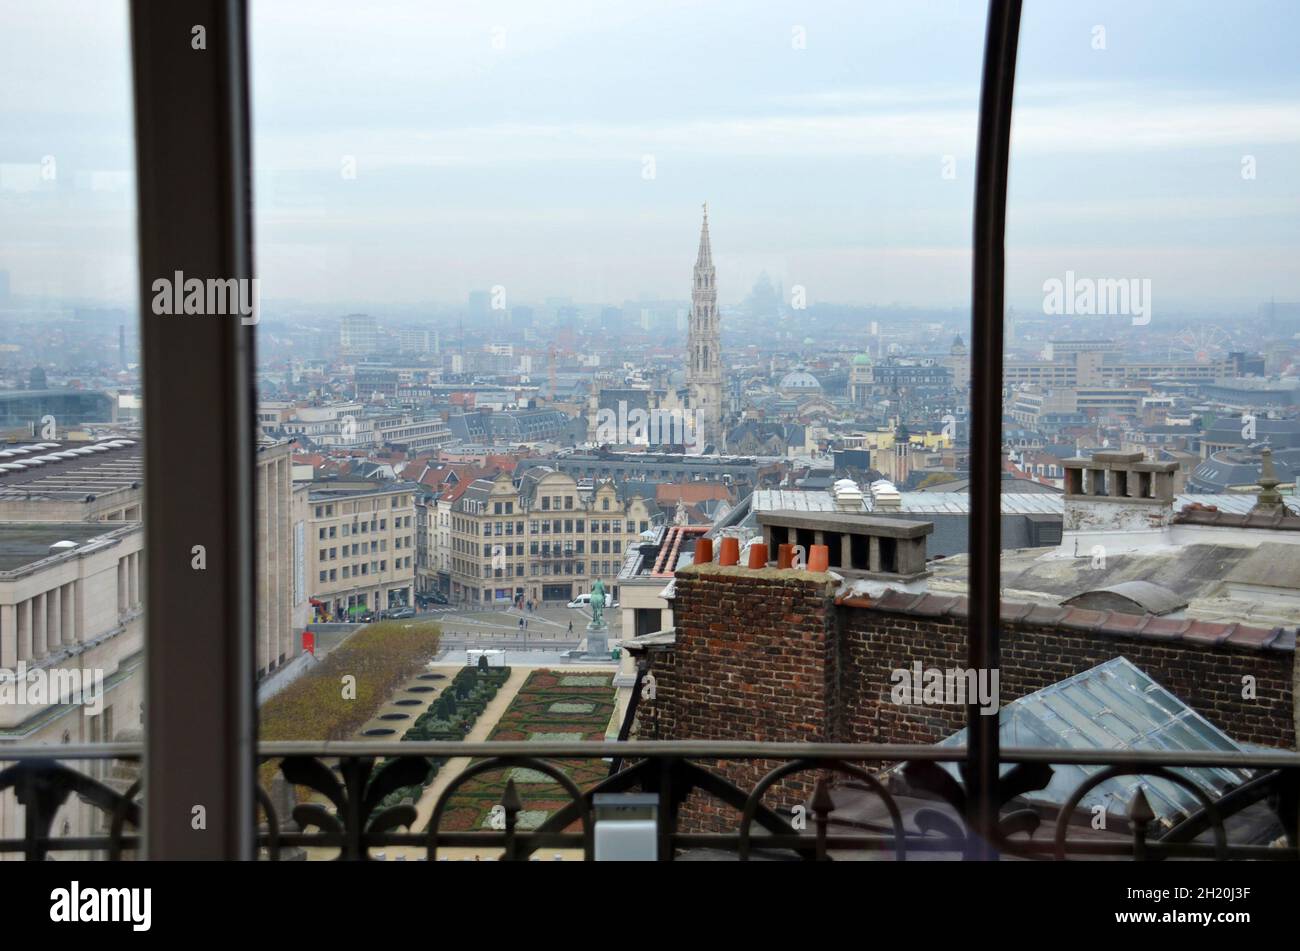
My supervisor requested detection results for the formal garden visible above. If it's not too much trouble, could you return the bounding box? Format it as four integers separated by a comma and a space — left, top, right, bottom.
371, 662, 513, 811
436, 669, 616, 832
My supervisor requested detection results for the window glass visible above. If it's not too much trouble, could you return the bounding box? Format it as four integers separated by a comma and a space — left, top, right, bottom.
0, 0, 144, 859
249, 0, 981, 859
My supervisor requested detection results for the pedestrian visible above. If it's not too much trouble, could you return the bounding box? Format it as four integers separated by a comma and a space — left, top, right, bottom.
518, 616, 524, 629
567, 620, 573, 634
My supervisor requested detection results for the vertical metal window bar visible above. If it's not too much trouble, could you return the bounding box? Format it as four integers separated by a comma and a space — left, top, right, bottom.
967, 0, 1023, 861
130, 0, 258, 859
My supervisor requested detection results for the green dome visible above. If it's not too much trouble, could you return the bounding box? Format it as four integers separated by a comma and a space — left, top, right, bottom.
852, 352, 873, 366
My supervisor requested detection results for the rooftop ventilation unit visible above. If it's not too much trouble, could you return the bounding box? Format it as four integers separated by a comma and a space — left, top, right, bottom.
49, 540, 79, 554
868, 479, 902, 512
832, 477, 866, 512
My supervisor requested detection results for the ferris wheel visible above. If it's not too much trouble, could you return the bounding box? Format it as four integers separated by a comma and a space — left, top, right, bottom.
1171, 326, 1229, 363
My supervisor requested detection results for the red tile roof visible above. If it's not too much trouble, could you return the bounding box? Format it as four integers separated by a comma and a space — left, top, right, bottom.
656, 482, 734, 506
652, 525, 710, 576
441, 480, 477, 504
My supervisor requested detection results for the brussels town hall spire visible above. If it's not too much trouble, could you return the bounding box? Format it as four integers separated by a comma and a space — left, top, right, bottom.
686, 203, 723, 451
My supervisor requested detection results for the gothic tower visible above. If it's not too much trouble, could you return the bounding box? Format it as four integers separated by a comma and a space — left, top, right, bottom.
687, 203, 724, 451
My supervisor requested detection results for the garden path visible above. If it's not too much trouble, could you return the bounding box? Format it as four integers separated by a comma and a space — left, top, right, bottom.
376, 665, 614, 861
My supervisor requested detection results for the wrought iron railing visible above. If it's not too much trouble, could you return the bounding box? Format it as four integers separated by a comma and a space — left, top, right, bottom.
2, 741, 1297, 861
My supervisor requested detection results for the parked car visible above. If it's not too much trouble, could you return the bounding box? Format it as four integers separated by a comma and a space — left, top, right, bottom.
567, 593, 619, 610
388, 606, 416, 619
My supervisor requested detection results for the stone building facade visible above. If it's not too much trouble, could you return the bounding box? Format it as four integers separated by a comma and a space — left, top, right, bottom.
0, 521, 145, 856
449, 468, 652, 606
307, 481, 419, 620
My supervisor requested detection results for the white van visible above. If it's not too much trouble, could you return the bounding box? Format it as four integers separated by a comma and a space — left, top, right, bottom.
568, 593, 619, 610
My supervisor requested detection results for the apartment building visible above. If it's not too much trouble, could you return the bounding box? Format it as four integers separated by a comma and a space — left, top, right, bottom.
307, 481, 418, 619
448, 467, 652, 605
339, 313, 379, 355
432, 492, 454, 596
413, 486, 441, 598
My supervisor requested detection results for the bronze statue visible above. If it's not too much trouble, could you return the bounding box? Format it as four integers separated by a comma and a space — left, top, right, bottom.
590, 578, 606, 627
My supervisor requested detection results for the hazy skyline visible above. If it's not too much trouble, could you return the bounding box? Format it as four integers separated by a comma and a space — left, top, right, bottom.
3, 0, 1299, 314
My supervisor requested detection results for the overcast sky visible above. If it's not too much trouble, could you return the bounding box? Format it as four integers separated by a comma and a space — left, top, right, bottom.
3, 0, 1299, 314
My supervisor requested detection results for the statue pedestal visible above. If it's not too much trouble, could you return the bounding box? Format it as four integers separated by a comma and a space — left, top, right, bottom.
584, 620, 609, 656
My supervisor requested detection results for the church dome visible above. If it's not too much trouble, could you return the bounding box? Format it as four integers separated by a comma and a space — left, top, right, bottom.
852, 352, 873, 366
778, 367, 821, 395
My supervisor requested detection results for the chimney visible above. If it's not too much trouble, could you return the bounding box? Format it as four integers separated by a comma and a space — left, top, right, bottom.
758, 510, 931, 582
1062, 450, 1177, 533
